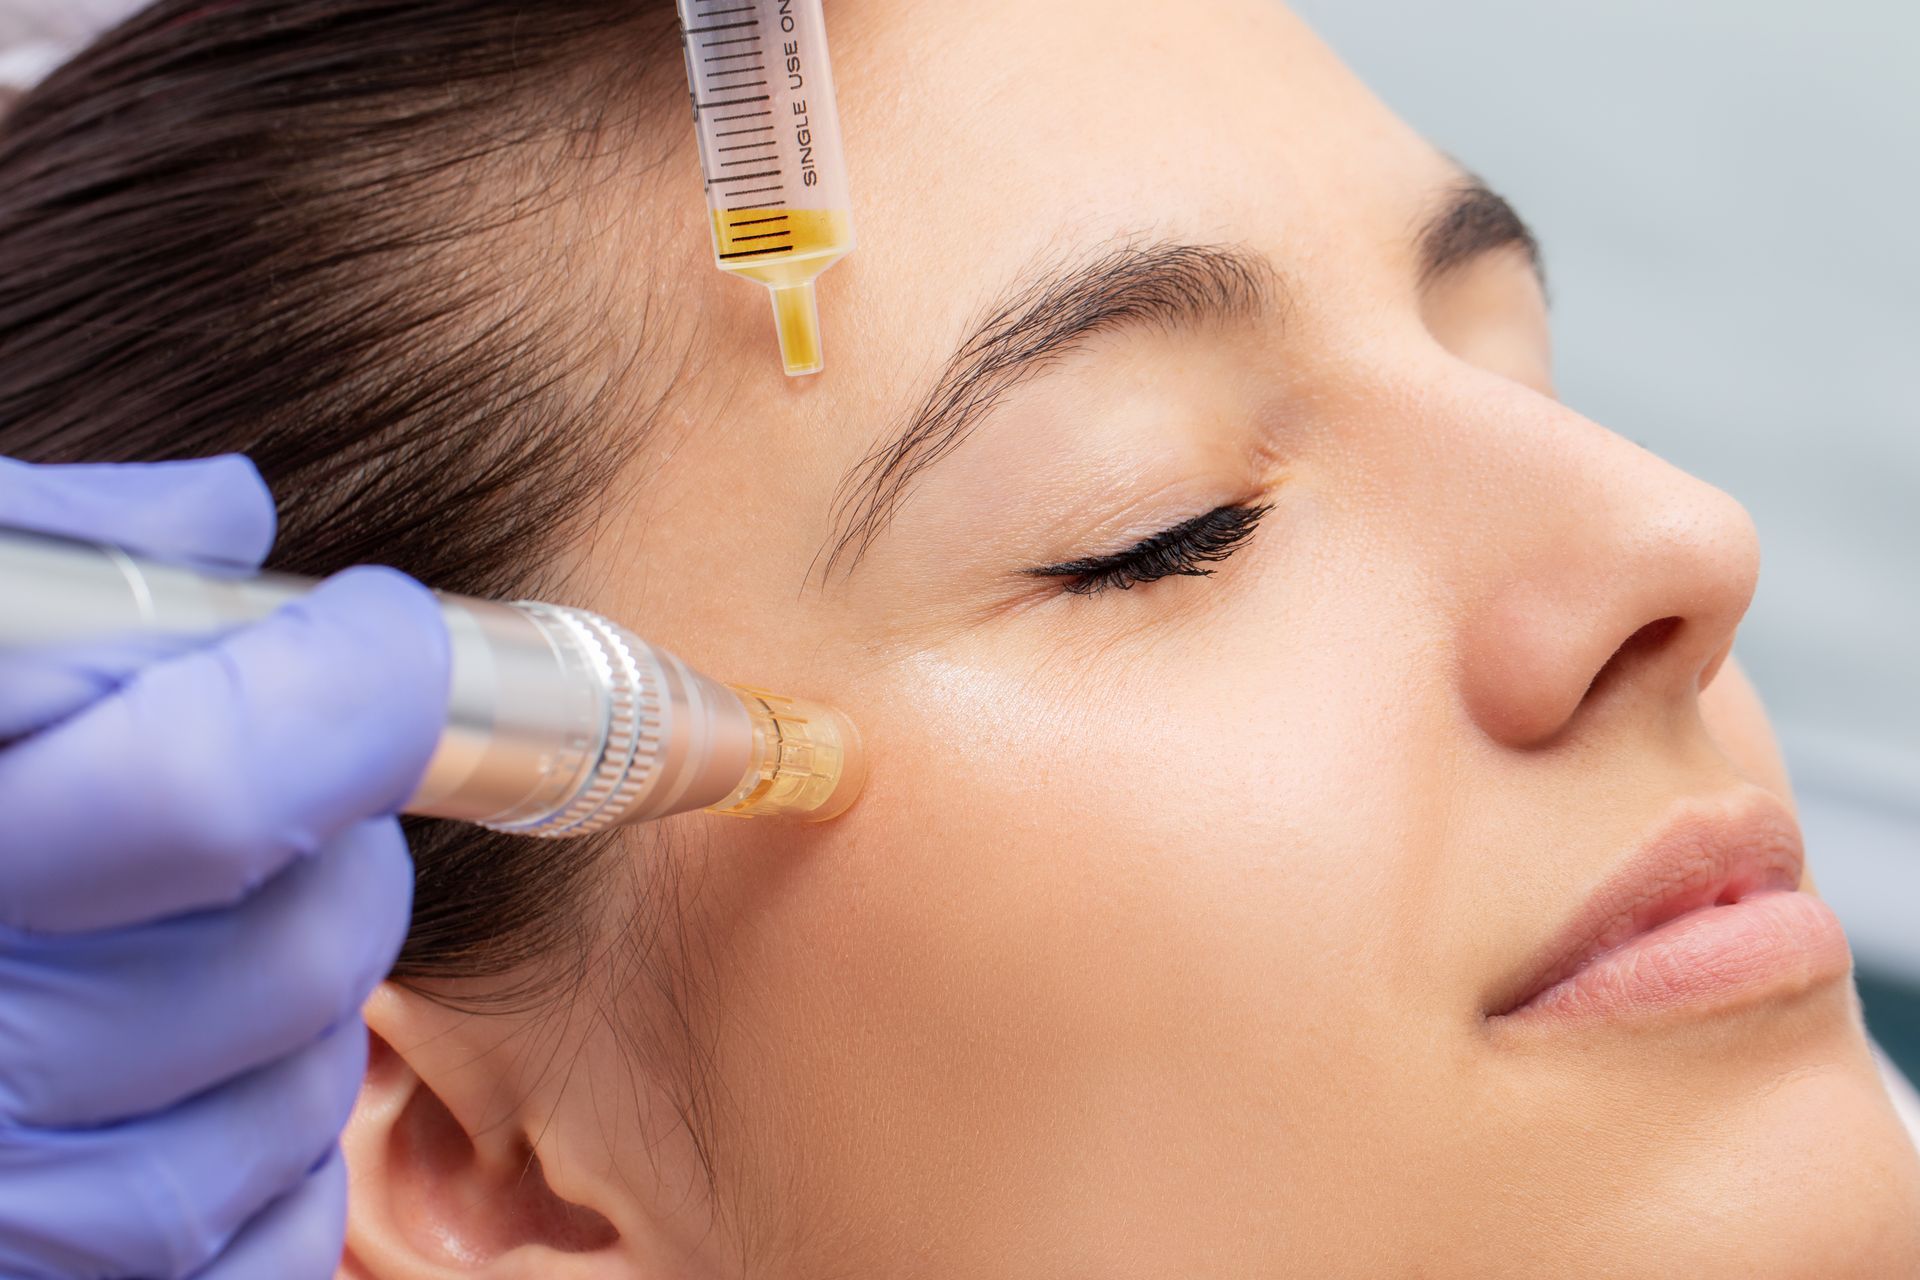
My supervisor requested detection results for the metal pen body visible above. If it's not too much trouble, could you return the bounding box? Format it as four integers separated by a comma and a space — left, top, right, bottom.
0, 528, 862, 834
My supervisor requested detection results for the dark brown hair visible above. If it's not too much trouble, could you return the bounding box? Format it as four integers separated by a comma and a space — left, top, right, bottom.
0, 0, 688, 991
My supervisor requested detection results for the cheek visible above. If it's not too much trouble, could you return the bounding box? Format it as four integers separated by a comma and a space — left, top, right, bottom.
720, 613, 1452, 1120
847, 609, 1440, 995
682, 581, 1511, 1259
1698, 656, 1793, 802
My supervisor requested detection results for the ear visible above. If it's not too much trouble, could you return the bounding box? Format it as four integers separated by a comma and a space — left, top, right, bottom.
337, 983, 624, 1279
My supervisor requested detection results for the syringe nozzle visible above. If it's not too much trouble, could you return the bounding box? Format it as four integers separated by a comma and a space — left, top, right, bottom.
771, 283, 825, 378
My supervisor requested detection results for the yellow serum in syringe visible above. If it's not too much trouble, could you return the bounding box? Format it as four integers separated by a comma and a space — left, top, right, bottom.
710, 209, 854, 377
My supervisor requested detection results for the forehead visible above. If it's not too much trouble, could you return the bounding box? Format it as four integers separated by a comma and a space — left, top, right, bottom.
625, 0, 1452, 615
747, 0, 1448, 402
706, 7, 1408, 349
829, 0, 1446, 307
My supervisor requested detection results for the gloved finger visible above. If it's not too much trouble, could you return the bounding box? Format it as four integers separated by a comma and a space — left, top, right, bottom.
0, 631, 205, 746
0, 565, 449, 934
0, 818, 411, 1130
0, 456, 281, 739
0, 1020, 365, 1280
0, 455, 276, 569
189, 1148, 349, 1280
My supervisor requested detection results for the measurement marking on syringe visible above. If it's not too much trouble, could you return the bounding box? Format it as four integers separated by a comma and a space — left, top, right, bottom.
705, 51, 761, 62
697, 95, 772, 110
700, 36, 759, 48
685, 21, 761, 34
728, 215, 789, 227
715, 111, 773, 123
718, 141, 777, 152
725, 185, 784, 197
716, 125, 776, 137
716, 169, 781, 181
729, 230, 794, 243
719, 245, 797, 260
721, 158, 780, 168
712, 80, 768, 90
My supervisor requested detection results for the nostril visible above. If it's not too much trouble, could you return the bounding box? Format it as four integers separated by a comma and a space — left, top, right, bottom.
1582, 616, 1683, 703
1621, 615, 1683, 660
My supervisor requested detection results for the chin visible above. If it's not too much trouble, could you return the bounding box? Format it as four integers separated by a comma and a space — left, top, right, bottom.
1607, 1016, 1920, 1279
1467, 981, 1920, 1279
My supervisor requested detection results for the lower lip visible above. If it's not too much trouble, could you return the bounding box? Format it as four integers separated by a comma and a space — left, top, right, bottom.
1499, 891, 1853, 1026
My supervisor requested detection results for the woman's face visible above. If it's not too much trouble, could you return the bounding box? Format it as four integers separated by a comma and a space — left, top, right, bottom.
411, 0, 1920, 1273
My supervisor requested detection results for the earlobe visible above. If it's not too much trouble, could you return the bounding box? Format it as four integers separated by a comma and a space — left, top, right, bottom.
339, 984, 621, 1279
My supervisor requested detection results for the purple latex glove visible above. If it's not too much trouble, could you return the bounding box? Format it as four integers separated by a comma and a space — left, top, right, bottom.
0, 457, 450, 1279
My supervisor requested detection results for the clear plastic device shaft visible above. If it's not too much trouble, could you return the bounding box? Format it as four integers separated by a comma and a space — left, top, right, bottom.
0, 528, 866, 837
677, 0, 856, 376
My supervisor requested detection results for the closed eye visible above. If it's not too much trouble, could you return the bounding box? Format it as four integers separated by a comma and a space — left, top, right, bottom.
1025, 503, 1271, 597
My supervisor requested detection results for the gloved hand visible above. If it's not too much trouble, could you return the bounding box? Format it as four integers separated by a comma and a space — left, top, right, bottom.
0, 0, 147, 98
0, 456, 450, 1279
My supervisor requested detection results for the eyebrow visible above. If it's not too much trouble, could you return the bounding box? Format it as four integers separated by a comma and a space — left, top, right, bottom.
1418, 175, 1544, 290
818, 178, 1540, 582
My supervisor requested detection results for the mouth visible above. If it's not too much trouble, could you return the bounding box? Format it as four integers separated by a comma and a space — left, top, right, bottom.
1486, 790, 1853, 1026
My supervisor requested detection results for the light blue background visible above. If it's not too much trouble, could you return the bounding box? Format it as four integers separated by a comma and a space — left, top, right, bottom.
1293, 0, 1919, 977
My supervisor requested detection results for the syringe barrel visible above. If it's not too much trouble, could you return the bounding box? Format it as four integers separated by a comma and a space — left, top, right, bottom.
679, 0, 853, 219
0, 528, 864, 835
678, 0, 856, 375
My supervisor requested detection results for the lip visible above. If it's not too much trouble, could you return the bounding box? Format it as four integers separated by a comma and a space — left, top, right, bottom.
1487, 790, 1853, 1026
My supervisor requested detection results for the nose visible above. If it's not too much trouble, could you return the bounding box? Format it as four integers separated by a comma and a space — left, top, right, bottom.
1445, 385, 1761, 750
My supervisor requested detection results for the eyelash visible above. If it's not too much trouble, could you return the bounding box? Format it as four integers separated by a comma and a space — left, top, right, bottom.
1027, 504, 1272, 597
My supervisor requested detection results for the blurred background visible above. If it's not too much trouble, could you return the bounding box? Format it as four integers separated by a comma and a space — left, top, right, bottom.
0, 1, 131, 99
4, 2, 1916, 1067
1292, 0, 1920, 1072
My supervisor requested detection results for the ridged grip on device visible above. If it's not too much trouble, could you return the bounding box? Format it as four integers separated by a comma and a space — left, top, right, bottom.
455, 603, 757, 837
494, 605, 665, 838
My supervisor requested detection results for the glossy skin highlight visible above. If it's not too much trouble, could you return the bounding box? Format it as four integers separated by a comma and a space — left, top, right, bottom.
340, 2, 1920, 1276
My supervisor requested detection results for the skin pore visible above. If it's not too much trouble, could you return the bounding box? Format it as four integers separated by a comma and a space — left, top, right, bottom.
339, 1, 1920, 1276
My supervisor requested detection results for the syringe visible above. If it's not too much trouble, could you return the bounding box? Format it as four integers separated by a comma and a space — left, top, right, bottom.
0, 527, 866, 836
676, 0, 856, 377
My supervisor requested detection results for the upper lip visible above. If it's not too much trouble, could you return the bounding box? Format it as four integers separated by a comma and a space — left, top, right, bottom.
1486, 789, 1808, 1018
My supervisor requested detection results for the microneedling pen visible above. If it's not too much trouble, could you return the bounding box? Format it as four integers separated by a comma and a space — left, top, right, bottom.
0, 527, 865, 837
